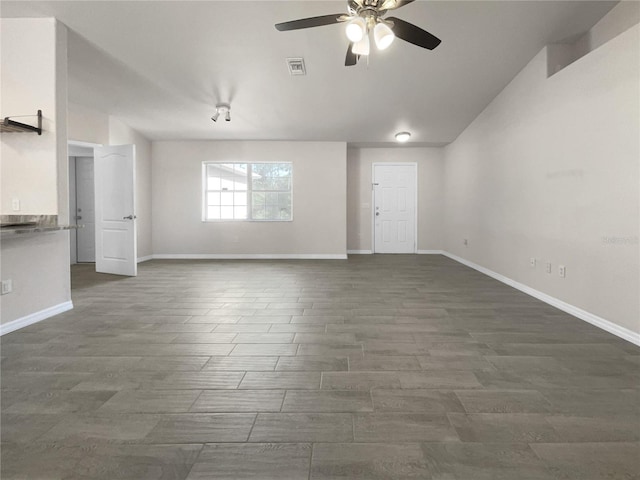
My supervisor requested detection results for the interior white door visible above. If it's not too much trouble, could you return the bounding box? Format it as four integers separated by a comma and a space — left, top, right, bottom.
76, 156, 96, 263
94, 144, 137, 276
373, 164, 417, 253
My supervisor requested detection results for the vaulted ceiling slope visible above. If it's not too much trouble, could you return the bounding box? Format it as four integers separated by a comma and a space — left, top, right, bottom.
2, 1, 616, 145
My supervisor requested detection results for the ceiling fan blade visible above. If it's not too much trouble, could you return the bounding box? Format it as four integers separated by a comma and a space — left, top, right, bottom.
275, 14, 344, 31
387, 17, 441, 50
380, 0, 416, 11
345, 43, 360, 66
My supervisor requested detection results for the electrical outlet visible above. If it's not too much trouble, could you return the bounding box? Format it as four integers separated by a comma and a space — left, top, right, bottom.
11, 198, 20, 211
559, 265, 566, 278
530, 257, 536, 267
1, 279, 13, 295
546, 262, 552, 274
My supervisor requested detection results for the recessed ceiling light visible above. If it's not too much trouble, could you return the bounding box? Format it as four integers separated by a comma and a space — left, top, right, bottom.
395, 131, 411, 142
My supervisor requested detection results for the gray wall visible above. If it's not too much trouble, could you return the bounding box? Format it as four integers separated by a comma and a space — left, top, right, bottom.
442, 23, 639, 335
151, 141, 347, 257
347, 147, 444, 252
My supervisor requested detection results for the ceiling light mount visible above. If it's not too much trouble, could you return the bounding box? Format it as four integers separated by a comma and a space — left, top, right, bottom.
211, 103, 231, 122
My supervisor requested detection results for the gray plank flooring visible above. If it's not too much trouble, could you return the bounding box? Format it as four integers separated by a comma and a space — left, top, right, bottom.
1, 255, 639, 479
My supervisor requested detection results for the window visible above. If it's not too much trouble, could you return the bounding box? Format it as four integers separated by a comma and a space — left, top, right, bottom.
203, 162, 292, 221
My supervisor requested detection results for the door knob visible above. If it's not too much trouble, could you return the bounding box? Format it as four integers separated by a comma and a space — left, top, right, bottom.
376, 212, 380, 216
75, 216, 82, 220
123, 215, 137, 220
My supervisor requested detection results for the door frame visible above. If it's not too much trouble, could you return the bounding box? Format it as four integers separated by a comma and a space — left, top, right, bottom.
371, 162, 418, 254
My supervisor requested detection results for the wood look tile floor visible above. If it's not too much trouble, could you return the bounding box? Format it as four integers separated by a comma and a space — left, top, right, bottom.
2, 255, 639, 479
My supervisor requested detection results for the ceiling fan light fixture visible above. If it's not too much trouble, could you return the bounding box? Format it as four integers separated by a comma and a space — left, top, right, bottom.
352, 34, 370, 56
345, 16, 366, 42
395, 131, 411, 142
374, 21, 395, 50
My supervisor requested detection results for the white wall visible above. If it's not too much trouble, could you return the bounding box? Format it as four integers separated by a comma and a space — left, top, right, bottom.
1, 19, 60, 215
443, 24, 639, 335
1, 19, 71, 327
152, 141, 347, 257
68, 102, 109, 145
347, 147, 444, 252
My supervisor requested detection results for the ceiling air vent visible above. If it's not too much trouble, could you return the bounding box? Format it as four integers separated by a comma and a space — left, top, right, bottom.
286, 58, 306, 76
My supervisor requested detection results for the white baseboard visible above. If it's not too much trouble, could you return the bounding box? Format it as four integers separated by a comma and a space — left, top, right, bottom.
137, 255, 154, 263
0, 301, 73, 336
441, 251, 640, 347
151, 253, 348, 260
347, 250, 444, 255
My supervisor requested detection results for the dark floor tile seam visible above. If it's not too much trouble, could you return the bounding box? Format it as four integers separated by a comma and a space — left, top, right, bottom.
185, 389, 209, 413
237, 371, 248, 388
351, 411, 356, 445
246, 410, 262, 442
27, 414, 73, 444
179, 442, 207, 480
307, 441, 315, 480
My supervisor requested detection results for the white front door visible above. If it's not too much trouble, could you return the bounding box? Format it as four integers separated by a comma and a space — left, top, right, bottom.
94, 144, 137, 276
373, 164, 417, 253
76, 156, 96, 263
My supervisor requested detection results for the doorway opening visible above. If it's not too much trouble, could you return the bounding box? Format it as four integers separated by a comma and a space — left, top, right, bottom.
68, 141, 138, 276
69, 142, 99, 264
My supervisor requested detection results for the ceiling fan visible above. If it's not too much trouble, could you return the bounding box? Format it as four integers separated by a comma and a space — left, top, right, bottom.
275, 0, 441, 67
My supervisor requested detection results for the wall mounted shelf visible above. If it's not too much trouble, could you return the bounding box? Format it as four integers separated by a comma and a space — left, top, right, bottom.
1, 110, 42, 135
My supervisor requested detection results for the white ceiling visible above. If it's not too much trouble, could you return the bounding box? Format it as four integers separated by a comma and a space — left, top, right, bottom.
2, 1, 616, 145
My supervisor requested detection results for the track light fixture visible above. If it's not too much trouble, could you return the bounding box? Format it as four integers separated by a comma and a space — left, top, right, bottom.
211, 103, 231, 122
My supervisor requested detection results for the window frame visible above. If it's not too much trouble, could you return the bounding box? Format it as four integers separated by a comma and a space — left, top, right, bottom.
202, 161, 293, 222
